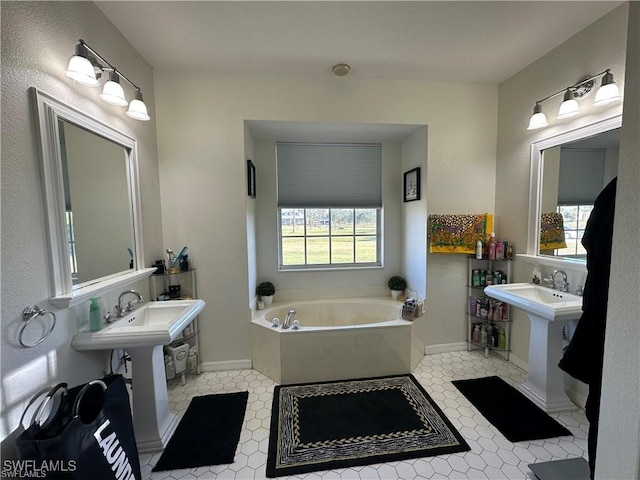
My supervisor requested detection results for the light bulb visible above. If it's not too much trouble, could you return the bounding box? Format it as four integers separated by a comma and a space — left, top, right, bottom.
126, 90, 150, 121
65, 55, 99, 87
557, 90, 579, 119
100, 72, 128, 106
527, 103, 548, 130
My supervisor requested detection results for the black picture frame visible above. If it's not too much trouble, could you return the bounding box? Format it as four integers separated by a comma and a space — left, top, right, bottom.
247, 160, 256, 198
403, 167, 420, 202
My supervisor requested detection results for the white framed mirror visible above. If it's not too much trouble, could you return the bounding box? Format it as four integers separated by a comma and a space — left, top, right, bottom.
32, 88, 154, 308
524, 115, 622, 268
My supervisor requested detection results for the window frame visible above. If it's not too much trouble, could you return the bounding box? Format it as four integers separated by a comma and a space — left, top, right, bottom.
554, 203, 593, 257
278, 207, 382, 271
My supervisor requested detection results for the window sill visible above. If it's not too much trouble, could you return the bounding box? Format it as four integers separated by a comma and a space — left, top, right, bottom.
278, 264, 383, 273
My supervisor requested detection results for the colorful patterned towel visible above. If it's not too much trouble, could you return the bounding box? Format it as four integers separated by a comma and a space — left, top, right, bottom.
540, 212, 567, 250
429, 213, 494, 254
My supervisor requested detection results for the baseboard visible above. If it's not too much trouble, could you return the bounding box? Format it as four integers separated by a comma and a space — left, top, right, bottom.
425, 342, 468, 355
565, 377, 588, 409
200, 359, 252, 372
508, 353, 528, 372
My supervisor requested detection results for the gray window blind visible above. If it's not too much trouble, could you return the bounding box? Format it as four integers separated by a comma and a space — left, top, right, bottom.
277, 143, 382, 208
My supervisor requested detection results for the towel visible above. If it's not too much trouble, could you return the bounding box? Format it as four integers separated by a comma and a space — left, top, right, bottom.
429, 213, 494, 254
540, 212, 567, 250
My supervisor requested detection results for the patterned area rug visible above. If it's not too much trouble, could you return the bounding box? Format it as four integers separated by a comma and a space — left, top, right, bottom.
266, 375, 469, 478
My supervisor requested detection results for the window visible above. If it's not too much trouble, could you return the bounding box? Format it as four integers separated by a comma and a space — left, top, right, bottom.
276, 143, 382, 269
555, 204, 593, 257
280, 208, 379, 267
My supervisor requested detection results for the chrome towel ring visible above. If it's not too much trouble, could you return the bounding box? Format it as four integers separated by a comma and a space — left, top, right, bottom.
19, 305, 56, 348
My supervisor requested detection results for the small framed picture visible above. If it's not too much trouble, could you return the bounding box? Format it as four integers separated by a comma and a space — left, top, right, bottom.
403, 167, 420, 202
247, 160, 256, 198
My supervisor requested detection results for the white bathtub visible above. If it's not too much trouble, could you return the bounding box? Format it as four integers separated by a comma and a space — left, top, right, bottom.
250, 297, 426, 384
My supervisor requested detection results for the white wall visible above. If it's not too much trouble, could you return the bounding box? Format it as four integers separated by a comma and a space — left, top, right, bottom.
597, 2, 640, 477
496, 4, 628, 366
402, 128, 428, 301
154, 72, 498, 364
0, 2, 162, 455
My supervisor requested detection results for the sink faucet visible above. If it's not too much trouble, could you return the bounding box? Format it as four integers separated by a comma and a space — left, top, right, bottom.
551, 270, 570, 292
282, 309, 296, 329
115, 290, 144, 317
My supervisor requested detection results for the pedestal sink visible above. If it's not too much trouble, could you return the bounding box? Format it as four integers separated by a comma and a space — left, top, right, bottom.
484, 283, 582, 412
72, 299, 205, 452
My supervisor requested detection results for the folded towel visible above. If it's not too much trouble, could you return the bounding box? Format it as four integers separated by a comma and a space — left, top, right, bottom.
540, 212, 567, 250
429, 213, 494, 254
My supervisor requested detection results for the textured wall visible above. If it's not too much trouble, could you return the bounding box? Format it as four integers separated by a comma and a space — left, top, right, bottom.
0, 2, 162, 453
597, 2, 640, 477
496, 5, 628, 363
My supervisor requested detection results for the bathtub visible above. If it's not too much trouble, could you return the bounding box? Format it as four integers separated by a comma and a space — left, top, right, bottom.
250, 297, 426, 384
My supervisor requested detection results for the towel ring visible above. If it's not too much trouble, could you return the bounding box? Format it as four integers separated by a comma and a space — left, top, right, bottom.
19, 305, 56, 348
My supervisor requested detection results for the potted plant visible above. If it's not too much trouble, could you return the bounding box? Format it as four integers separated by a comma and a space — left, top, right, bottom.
388, 276, 407, 300
256, 281, 276, 306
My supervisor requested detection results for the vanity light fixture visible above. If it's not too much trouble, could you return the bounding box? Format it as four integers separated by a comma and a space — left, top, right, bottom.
527, 69, 620, 130
65, 39, 150, 121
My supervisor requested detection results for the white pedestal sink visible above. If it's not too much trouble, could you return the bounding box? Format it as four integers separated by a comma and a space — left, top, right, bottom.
484, 283, 582, 412
72, 299, 205, 452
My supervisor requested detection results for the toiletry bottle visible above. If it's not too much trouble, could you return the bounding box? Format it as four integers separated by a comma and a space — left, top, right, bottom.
480, 325, 488, 345
488, 232, 497, 260
505, 242, 514, 260
472, 324, 480, 343
498, 328, 506, 349
475, 240, 483, 259
165, 359, 176, 380
496, 241, 504, 260
89, 298, 102, 332
180, 254, 189, 272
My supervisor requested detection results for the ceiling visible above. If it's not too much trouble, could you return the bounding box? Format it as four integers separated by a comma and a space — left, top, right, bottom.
95, 1, 623, 84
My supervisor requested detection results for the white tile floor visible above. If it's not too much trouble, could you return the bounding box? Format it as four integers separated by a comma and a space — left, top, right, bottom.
140, 351, 589, 480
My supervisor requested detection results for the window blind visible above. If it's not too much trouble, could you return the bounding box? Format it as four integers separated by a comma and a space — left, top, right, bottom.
276, 143, 382, 208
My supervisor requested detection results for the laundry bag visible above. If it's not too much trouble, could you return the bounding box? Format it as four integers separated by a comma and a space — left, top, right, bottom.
16, 374, 141, 480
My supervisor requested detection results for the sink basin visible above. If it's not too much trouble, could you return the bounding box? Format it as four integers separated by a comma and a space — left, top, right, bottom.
72, 299, 205, 350
484, 283, 582, 322
72, 298, 206, 453
484, 283, 582, 412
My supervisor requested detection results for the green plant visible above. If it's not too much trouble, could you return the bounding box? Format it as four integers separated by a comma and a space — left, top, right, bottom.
388, 275, 407, 291
256, 281, 276, 297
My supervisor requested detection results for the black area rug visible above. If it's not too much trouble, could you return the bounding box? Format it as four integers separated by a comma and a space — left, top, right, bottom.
266, 375, 469, 478
452, 376, 572, 442
152, 391, 248, 472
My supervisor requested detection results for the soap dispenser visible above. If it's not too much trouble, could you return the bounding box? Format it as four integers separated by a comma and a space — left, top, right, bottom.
89, 298, 102, 332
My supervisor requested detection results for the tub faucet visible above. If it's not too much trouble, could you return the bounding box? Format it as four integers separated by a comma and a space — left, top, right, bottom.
283, 309, 296, 329
551, 270, 570, 292
115, 290, 144, 317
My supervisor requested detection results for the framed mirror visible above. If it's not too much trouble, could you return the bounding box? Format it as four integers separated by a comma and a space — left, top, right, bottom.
32, 88, 154, 308
526, 115, 622, 265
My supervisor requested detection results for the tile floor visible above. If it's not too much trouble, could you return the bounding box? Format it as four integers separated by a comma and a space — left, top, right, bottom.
140, 351, 589, 479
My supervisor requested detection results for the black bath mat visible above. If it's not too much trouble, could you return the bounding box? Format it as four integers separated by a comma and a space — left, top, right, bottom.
452, 376, 572, 442
152, 391, 248, 472
266, 374, 469, 478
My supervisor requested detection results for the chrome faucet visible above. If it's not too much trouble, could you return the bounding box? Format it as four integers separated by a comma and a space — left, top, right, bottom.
551, 270, 570, 292
282, 309, 296, 329
115, 290, 144, 317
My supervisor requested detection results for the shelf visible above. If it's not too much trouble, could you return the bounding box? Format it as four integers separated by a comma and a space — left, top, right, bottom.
466, 256, 512, 361
152, 268, 196, 277
467, 313, 511, 323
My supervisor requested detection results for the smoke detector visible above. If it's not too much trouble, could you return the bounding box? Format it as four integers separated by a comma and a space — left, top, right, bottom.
332, 63, 351, 77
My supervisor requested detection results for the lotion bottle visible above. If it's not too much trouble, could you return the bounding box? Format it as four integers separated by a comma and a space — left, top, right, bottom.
488, 232, 497, 260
